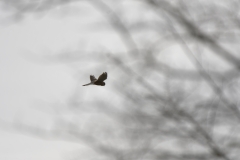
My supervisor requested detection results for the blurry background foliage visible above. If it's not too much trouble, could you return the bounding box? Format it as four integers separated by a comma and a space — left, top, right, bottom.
1, 0, 240, 160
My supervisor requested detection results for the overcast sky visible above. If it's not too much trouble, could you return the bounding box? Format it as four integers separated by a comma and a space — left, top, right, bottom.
0, 3, 108, 159
2, 1, 239, 160
0, 3, 197, 159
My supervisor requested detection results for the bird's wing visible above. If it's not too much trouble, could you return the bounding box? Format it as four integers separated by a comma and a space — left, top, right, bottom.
90, 75, 97, 82
97, 72, 107, 82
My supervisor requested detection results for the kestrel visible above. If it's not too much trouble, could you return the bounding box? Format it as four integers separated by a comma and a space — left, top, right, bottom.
83, 72, 107, 86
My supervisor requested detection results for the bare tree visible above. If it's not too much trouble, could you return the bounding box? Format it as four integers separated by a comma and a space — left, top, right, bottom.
1, 0, 240, 160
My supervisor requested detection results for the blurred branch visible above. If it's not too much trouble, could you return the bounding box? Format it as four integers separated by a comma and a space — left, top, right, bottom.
1, 1, 240, 160
148, 0, 240, 69
147, 0, 240, 121
89, 0, 139, 54
177, 109, 231, 160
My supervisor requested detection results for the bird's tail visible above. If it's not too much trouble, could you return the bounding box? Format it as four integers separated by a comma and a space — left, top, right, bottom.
82, 83, 92, 86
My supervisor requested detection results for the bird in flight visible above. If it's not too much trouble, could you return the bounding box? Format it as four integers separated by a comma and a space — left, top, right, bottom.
83, 72, 107, 86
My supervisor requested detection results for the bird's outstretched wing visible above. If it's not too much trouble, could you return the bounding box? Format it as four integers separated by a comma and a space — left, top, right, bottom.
97, 72, 107, 82
90, 75, 97, 82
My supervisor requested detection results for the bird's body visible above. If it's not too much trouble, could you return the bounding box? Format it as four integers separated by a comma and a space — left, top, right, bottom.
83, 72, 107, 86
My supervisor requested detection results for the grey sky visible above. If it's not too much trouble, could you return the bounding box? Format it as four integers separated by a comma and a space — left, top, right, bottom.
0, 4, 94, 159
1, 1, 240, 160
